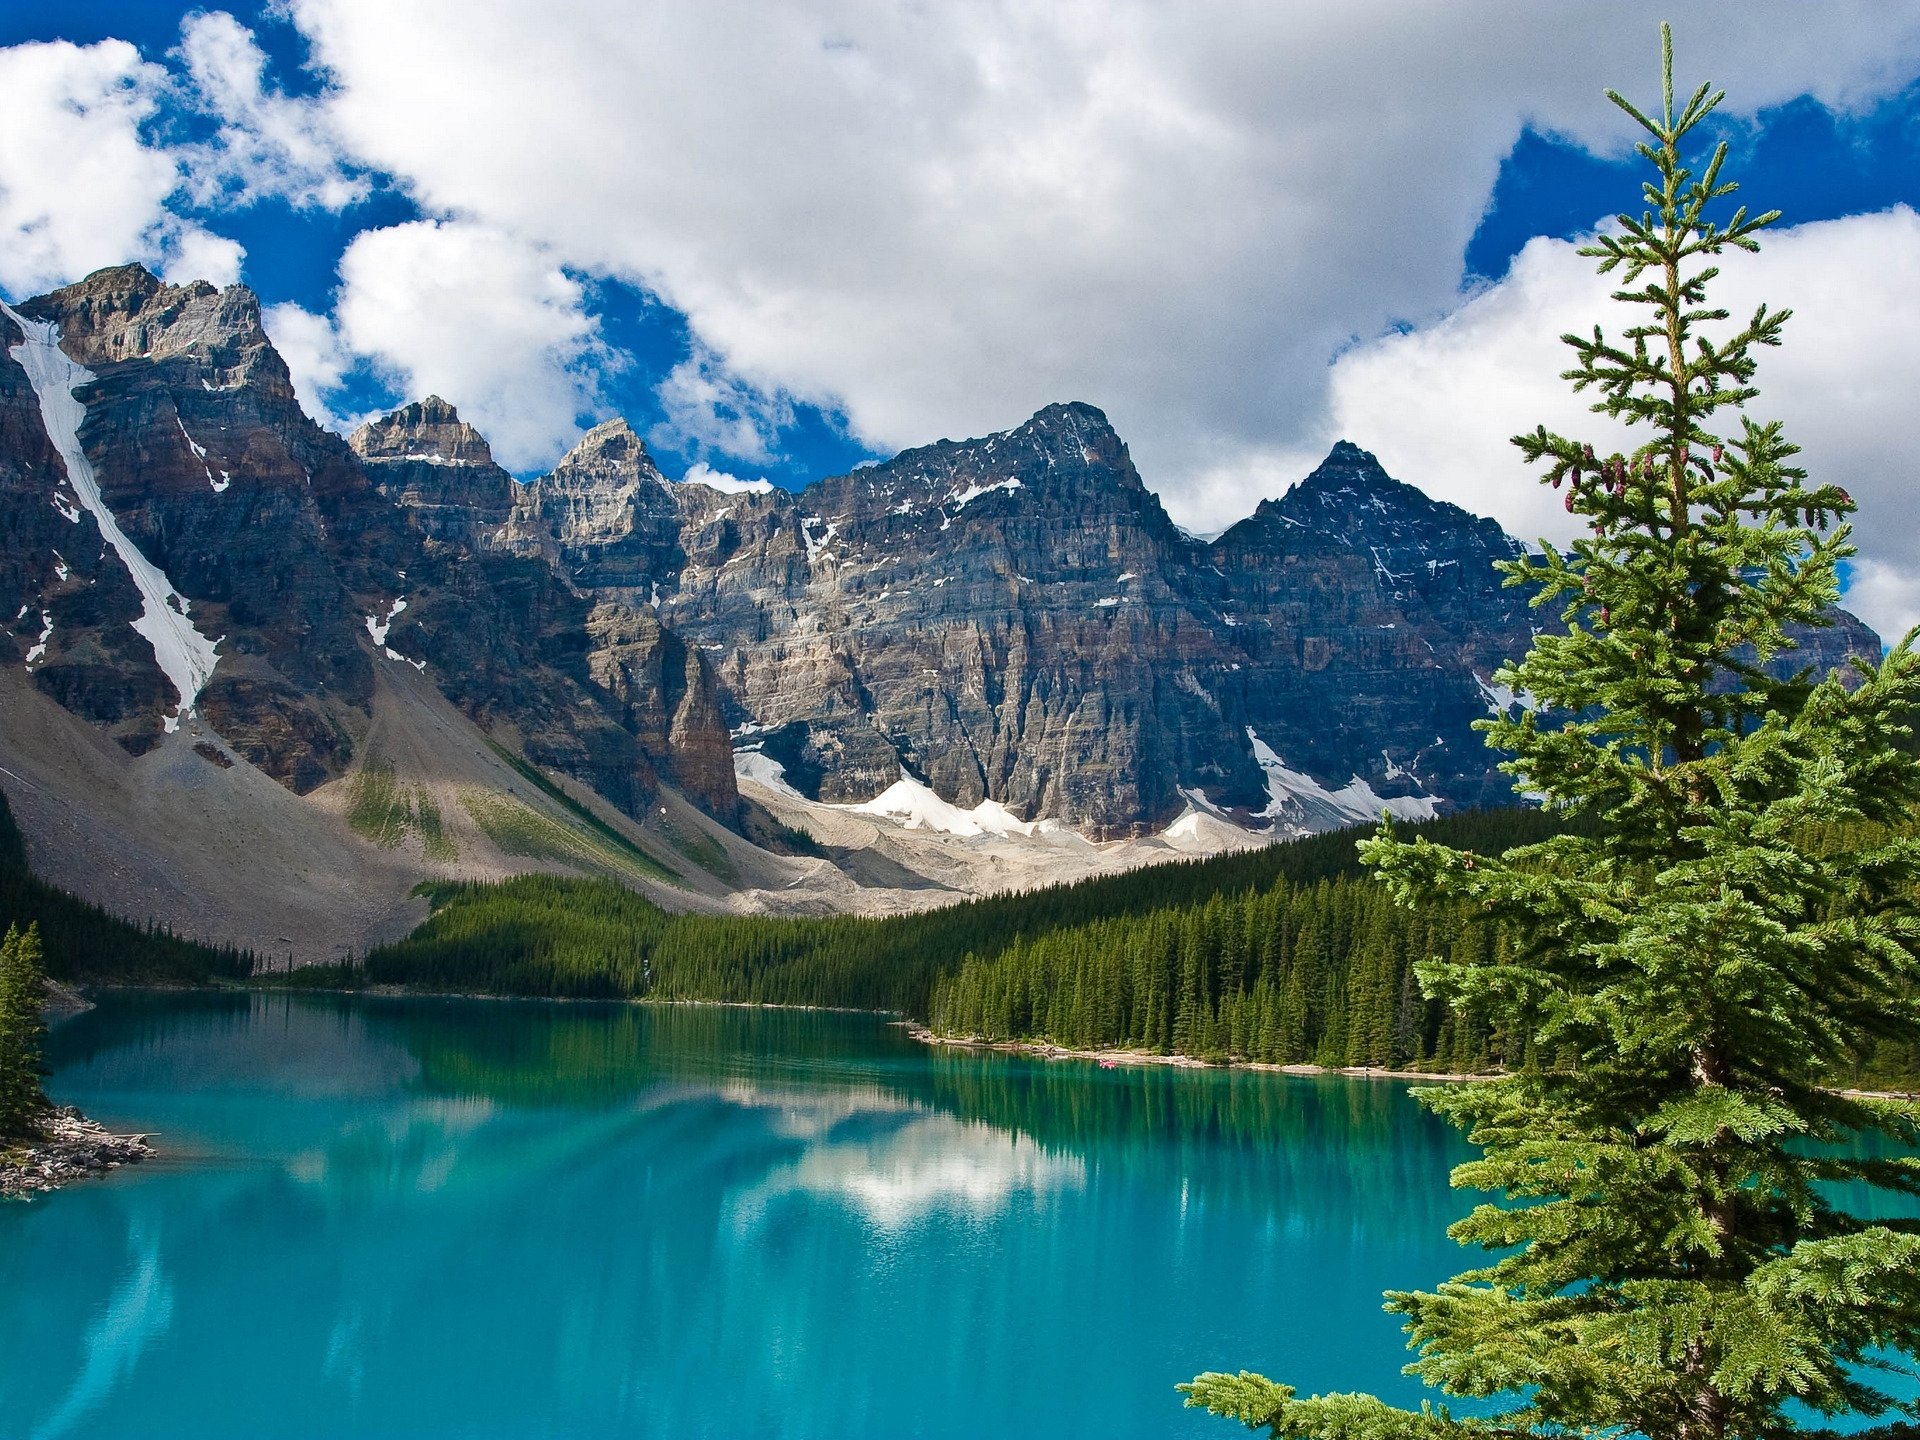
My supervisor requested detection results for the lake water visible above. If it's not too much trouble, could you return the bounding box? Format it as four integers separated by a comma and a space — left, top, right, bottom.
0, 989, 1858, 1439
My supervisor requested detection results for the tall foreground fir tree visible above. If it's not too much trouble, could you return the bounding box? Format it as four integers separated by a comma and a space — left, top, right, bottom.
1186, 28, 1920, 1440
0, 923, 50, 1138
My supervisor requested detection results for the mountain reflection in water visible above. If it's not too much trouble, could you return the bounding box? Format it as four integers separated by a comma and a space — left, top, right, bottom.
4, 991, 1478, 1440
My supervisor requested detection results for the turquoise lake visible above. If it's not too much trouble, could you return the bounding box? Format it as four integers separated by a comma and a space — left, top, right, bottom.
6, 989, 1895, 1439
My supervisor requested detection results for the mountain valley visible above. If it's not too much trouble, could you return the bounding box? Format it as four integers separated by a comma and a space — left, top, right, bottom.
0, 264, 1881, 960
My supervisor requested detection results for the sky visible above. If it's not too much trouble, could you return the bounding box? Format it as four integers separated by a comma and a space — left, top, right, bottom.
4, 3, 1920, 636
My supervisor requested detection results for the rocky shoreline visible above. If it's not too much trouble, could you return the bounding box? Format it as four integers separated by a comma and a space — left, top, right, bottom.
900, 1022, 1490, 1083
0, 1107, 153, 1200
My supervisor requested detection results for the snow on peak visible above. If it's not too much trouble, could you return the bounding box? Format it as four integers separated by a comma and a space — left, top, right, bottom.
5, 301, 220, 725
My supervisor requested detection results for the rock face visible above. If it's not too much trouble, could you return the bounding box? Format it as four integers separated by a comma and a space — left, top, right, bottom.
0, 262, 1882, 853
0, 264, 737, 821
349, 395, 513, 546
497, 417, 683, 588
503, 406, 1883, 838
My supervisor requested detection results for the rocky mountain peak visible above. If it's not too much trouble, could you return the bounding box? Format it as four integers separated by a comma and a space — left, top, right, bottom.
493, 416, 679, 585
17, 265, 279, 384
554, 417, 666, 489
350, 396, 498, 468
1257, 441, 1514, 557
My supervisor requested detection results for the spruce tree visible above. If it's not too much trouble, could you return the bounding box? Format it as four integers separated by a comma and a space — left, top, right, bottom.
0, 923, 51, 1138
1186, 27, 1920, 1440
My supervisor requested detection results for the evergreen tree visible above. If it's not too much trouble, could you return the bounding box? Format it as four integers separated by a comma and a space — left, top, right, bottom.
0, 923, 51, 1138
1186, 28, 1920, 1440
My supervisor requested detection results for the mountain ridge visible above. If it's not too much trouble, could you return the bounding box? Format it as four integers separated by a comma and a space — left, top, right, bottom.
0, 263, 1885, 956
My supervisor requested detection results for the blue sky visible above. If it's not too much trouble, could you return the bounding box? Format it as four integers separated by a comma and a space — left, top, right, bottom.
5, 3, 1920, 630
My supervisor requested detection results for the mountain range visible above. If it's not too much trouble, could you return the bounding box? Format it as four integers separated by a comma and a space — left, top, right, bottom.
0, 265, 1880, 959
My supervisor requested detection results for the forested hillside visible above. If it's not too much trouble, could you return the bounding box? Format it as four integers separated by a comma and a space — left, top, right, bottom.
0, 790, 253, 984
291, 811, 1553, 1056
284, 804, 1918, 1089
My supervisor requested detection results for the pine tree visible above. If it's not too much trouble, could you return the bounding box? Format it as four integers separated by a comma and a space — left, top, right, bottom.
1186, 28, 1920, 1440
0, 923, 51, 1138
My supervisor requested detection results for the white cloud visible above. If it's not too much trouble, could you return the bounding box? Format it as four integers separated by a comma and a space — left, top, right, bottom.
282, 0, 1920, 505
651, 343, 794, 464
680, 462, 775, 495
0, 39, 241, 298
160, 228, 246, 289
262, 300, 358, 428
328, 219, 613, 470
1315, 208, 1920, 641
174, 10, 367, 212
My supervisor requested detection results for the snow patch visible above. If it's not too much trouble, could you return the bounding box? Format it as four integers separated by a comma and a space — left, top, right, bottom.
1246, 727, 1438, 832
4, 302, 221, 723
365, 452, 483, 467
51, 552, 68, 582
23, 610, 51, 667
175, 415, 232, 493
1474, 673, 1536, 717
800, 516, 838, 565
365, 596, 407, 647
844, 774, 1037, 839
384, 647, 427, 671
1094, 596, 1120, 608
733, 747, 805, 800
944, 477, 1021, 513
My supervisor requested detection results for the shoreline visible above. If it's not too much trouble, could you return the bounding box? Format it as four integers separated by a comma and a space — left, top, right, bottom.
0, 1107, 154, 1201
899, 1022, 1492, 1083
88, 984, 1920, 1099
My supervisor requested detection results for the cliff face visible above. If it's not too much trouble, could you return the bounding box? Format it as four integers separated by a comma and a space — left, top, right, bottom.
349, 395, 514, 546
501, 409, 1884, 839
0, 265, 737, 821
0, 263, 1882, 852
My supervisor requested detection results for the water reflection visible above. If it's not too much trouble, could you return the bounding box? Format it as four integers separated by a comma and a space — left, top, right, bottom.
4, 991, 1485, 1440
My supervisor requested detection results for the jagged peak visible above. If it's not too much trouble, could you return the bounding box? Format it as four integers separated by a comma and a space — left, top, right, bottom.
550, 416, 668, 489
1020, 400, 1113, 431
349, 396, 498, 468
1212, 439, 1520, 557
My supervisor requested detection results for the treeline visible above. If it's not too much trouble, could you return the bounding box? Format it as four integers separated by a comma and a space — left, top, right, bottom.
928, 877, 1506, 1071
0, 789, 254, 984
926, 816, 1920, 1088
297, 808, 1568, 1028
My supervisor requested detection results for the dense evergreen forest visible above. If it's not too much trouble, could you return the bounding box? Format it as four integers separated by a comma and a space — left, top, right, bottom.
284, 802, 1915, 1088
0, 790, 253, 984
290, 808, 1559, 1071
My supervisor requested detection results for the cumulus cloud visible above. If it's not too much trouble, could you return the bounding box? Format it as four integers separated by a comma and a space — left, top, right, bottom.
174, 10, 367, 212
326, 219, 614, 470
1316, 208, 1920, 640
0, 39, 241, 298
651, 343, 795, 465
680, 462, 775, 495
262, 299, 360, 429
282, 0, 1920, 504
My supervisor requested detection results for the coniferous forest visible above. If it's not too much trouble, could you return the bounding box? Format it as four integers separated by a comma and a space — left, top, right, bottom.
6, 770, 1913, 1089
259, 803, 1917, 1090
0, 791, 253, 985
